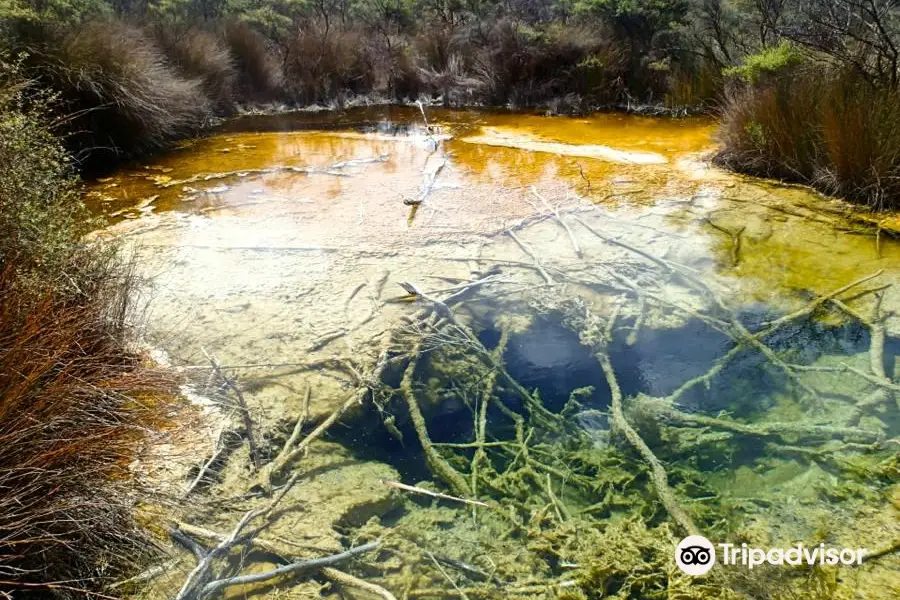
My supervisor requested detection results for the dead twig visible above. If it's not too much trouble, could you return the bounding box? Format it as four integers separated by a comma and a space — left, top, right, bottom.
506, 229, 555, 285
202, 347, 261, 470
530, 187, 582, 257
259, 349, 391, 487
428, 552, 471, 600
381, 479, 489, 508
198, 541, 381, 598
321, 567, 398, 600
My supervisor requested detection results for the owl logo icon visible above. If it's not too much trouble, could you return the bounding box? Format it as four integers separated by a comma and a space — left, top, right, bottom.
675, 535, 716, 575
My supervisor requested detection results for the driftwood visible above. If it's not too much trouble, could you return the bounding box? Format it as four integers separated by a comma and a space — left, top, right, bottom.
202, 347, 261, 470
183, 426, 236, 498
174, 508, 262, 600
639, 397, 883, 445
259, 349, 391, 487
199, 541, 380, 598
506, 228, 555, 285
530, 186, 582, 257
321, 567, 398, 600
381, 479, 489, 508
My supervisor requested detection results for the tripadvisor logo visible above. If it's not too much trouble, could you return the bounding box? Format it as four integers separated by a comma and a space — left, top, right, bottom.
675, 535, 716, 575
675, 536, 867, 575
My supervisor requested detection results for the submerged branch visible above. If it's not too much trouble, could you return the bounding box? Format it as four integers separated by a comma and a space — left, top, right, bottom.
198, 541, 380, 598
202, 347, 261, 470
401, 338, 473, 497
582, 305, 700, 536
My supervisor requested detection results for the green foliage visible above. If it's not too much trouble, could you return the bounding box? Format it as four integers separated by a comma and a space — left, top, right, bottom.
573, 0, 689, 32
723, 41, 802, 83
0, 55, 89, 283
0, 0, 109, 25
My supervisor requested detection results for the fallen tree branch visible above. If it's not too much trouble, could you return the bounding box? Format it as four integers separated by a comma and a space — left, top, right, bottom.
506, 229, 555, 284
321, 567, 398, 600
183, 426, 236, 498
580, 304, 700, 536
202, 347, 261, 470
198, 541, 381, 598
400, 340, 473, 497
259, 349, 391, 487
175, 508, 262, 600
530, 187, 581, 257
639, 396, 883, 445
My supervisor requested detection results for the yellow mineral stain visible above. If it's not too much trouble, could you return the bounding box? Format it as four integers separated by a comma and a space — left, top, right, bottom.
85, 107, 900, 309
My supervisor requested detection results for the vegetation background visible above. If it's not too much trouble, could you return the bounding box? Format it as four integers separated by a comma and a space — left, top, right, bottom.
0, 0, 898, 208
0, 0, 898, 596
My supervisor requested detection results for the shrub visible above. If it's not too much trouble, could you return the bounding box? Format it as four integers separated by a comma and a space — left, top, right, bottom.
819, 77, 900, 209
722, 41, 803, 84
716, 68, 900, 209
222, 20, 282, 103
41, 19, 210, 166
715, 73, 821, 181
155, 26, 237, 113
0, 61, 171, 596
0, 63, 88, 281
472, 19, 625, 108
283, 23, 373, 105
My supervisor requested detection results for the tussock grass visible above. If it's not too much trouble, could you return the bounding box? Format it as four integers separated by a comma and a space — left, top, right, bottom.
716, 69, 900, 209
0, 257, 171, 597
0, 65, 174, 596
155, 27, 237, 113
223, 21, 281, 103
45, 19, 209, 165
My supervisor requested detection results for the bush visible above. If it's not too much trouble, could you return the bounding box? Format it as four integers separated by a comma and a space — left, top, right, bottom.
42, 19, 210, 166
472, 20, 626, 108
283, 23, 373, 105
819, 77, 900, 209
0, 61, 171, 596
155, 26, 237, 113
222, 20, 281, 103
716, 68, 900, 209
722, 41, 802, 84
0, 66, 88, 281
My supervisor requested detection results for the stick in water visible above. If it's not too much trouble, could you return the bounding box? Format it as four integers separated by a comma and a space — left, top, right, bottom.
381, 479, 490, 508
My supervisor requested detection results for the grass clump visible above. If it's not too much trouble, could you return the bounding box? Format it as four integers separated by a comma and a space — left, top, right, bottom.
154, 26, 237, 113
0, 59, 173, 597
716, 66, 900, 210
45, 19, 210, 166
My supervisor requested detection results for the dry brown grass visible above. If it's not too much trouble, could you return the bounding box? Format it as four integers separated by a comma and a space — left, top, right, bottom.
283, 23, 373, 105
222, 21, 281, 103
0, 67, 175, 596
716, 69, 900, 209
0, 254, 174, 597
155, 27, 237, 113
43, 19, 209, 166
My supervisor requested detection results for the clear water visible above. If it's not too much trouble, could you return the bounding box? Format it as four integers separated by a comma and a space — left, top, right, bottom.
88, 107, 899, 599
